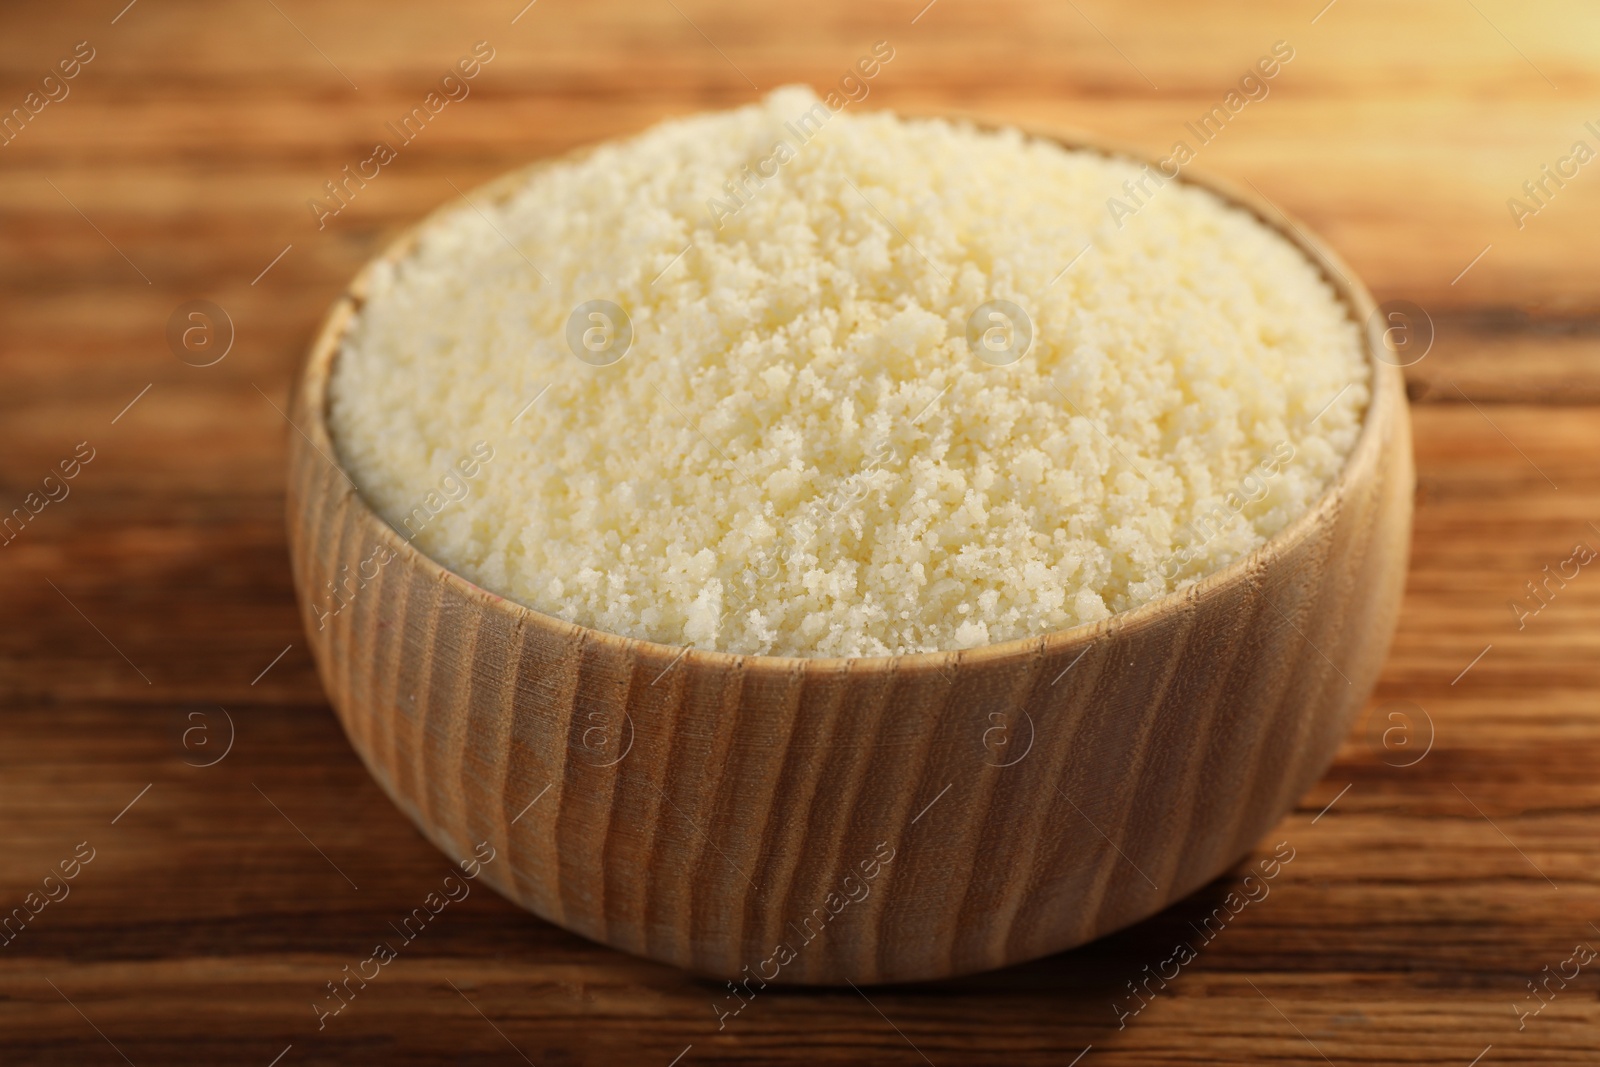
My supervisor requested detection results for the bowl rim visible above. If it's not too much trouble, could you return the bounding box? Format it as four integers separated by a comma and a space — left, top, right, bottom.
293, 110, 1401, 680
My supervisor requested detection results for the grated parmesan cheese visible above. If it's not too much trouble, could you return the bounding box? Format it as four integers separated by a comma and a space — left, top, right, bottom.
328, 86, 1369, 658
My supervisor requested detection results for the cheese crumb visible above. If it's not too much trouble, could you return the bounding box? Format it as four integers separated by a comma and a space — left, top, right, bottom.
328, 87, 1369, 658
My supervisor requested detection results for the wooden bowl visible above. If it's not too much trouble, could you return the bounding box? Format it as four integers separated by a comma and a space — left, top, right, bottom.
285, 125, 1412, 986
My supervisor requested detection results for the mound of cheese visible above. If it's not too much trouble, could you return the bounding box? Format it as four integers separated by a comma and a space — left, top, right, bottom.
329, 87, 1368, 657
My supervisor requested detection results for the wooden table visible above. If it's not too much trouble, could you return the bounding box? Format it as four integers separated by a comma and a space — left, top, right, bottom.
3, 0, 1597, 1062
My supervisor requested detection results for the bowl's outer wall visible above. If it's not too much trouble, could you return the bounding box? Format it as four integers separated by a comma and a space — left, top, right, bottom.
285, 143, 1414, 986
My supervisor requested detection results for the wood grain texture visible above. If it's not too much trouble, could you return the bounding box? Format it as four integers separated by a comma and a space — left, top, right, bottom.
2, 0, 1598, 1062
283, 139, 1414, 984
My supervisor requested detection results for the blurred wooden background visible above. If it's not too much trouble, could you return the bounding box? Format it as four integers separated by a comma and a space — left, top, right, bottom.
2, 0, 1599, 1063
